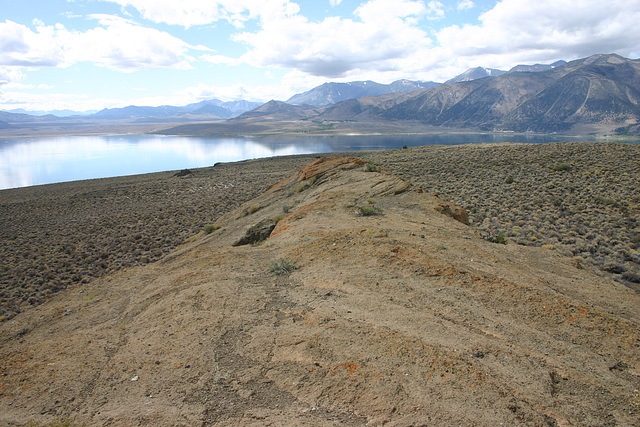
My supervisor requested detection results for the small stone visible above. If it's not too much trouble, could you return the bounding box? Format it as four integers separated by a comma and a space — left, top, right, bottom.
131, 376, 139, 381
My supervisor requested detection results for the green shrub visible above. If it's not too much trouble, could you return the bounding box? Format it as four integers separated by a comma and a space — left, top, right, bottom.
247, 204, 260, 214
484, 232, 507, 244
552, 163, 572, 172
357, 205, 383, 216
203, 224, 221, 234
283, 200, 298, 213
365, 162, 379, 172
290, 177, 316, 195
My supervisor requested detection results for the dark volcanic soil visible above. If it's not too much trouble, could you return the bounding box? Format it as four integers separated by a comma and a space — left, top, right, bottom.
1, 142, 639, 321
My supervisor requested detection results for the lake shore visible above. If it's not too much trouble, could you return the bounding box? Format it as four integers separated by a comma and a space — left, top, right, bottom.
1, 141, 639, 320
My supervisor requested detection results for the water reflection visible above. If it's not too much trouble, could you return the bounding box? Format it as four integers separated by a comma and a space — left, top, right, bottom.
0, 135, 332, 190
0, 133, 619, 190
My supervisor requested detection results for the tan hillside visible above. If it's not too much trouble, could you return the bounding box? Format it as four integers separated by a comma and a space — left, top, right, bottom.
1, 157, 639, 426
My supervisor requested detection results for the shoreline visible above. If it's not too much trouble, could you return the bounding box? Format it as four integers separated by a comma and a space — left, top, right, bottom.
2, 130, 637, 192
1, 141, 639, 321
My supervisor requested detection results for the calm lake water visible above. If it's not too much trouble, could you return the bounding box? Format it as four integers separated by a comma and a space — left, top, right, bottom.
0, 133, 619, 190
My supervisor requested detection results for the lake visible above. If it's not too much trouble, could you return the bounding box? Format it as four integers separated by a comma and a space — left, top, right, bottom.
0, 133, 619, 190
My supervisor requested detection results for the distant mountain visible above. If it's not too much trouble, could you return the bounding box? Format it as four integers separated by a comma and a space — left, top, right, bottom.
446, 67, 507, 83
445, 60, 569, 83
92, 105, 186, 119
508, 60, 567, 73
0, 120, 12, 129
313, 54, 640, 135
89, 98, 262, 120
7, 108, 97, 117
235, 100, 321, 120
286, 79, 439, 106
217, 100, 263, 115
183, 99, 262, 117
0, 111, 58, 123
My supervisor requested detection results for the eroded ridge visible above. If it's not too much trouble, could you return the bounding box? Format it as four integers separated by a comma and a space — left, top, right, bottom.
1, 157, 638, 426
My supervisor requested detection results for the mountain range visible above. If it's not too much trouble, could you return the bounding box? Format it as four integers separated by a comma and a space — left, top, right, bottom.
1, 54, 639, 136
286, 80, 439, 106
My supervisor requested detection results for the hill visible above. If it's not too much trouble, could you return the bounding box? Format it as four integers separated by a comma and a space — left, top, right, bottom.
1, 156, 638, 425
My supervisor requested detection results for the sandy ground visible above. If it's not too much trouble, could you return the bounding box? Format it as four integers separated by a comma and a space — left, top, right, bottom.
0, 156, 639, 426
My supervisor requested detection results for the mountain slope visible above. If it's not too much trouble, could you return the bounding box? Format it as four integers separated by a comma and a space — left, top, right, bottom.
1, 157, 638, 425
503, 55, 640, 132
234, 100, 322, 120
314, 54, 640, 134
287, 79, 439, 106
508, 60, 567, 73
445, 66, 506, 83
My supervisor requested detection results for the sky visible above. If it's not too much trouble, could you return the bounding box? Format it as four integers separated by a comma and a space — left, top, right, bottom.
1, 0, 639, 113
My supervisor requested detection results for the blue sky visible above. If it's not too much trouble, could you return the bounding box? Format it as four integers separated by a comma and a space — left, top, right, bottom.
1, 0, 639, 113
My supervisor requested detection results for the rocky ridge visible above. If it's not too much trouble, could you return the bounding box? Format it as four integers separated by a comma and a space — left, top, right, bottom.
1, 157, 638, 425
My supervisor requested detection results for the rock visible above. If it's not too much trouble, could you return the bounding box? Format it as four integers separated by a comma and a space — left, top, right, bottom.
232, 218, 277, 246
172, 169, 192, 177
435, 200, 470, 225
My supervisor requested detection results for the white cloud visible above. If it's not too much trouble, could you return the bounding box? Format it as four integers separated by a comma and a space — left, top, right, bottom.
2, 82, 53, 90
436, 0, 640, 68
457, 0, 474, 10
0, 20, 65, 67
426, 1, 445, 20
0, 66, 25, 85
64, 15, 203, 71
330, 0, 343, 6
0, 16, 211, 74
235, 0, 431, 78
100, 0, 300, 28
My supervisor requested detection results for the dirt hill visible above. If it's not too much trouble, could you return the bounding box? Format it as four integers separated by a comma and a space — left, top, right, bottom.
1, 157, 639, 425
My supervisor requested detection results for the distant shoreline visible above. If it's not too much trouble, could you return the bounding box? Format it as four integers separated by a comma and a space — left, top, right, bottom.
2, 118, 637, 140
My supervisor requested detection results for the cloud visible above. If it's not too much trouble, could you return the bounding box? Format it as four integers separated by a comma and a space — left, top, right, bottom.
100, 0, 300, 28
0, 20, 65, 67
0, 16, 211, 74
235, 0, 431, 78
425, 1, 445, 20
2, 82, 53, 90
457, 0, 474, 10
437, 0, 640, 67
95, 0, 640, 85
0, 67, 26, 86
65, 15, 202, 71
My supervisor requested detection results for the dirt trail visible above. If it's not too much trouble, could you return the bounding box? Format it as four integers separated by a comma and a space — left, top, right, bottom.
1, 157, 639, 425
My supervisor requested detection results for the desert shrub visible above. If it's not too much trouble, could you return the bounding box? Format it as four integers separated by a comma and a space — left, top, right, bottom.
269, 258, 298, 275
247, 204, 260, 214
290, 177, 316, 195
365, 162, 380, 172
283, 200, 297, 213
358, 205, 383, 216
483, 232, 507, 244
552, 163, 572, 172
602, 261, 626, 274
203, 224, 221, 235
505, 175, 514, 184
621, 271, 640, 283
